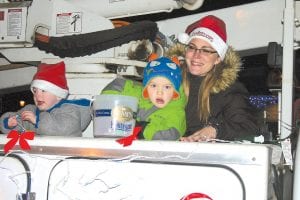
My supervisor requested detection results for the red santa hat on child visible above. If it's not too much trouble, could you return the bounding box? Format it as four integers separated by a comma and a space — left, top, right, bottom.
30, 61, 69, 98
178, 15, 228, 60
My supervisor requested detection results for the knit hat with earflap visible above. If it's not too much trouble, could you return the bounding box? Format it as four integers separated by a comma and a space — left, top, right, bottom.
31, 61, 69, 98
178, 15, 228, 60
142, 56, 182, 98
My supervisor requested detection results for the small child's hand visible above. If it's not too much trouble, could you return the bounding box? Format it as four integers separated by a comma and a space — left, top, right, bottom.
21, 111, 36, 125
8, 116, 18, 128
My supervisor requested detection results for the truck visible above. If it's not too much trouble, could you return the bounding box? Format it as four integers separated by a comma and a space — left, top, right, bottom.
0, 0, 299, 199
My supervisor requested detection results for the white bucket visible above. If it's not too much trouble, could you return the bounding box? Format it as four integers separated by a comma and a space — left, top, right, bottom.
92, 94, 138, 138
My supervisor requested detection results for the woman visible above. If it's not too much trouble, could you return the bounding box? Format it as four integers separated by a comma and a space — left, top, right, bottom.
176, 15, 259, 142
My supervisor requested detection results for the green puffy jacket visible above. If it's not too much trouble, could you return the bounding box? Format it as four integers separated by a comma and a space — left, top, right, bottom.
101, 77, 186, 140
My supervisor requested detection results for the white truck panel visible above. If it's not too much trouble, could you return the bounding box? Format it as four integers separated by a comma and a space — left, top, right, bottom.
0, 136, 279, 200
158, 0, 285, 54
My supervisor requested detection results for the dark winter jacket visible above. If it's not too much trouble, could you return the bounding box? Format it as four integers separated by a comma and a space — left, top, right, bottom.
185, 47, 259, 140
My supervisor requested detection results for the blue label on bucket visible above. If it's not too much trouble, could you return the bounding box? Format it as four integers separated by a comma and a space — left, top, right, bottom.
114, 122, 133, 132
95, 109, 111, 117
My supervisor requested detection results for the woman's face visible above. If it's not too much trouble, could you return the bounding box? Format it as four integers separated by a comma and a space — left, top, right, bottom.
185, 38, 221, 76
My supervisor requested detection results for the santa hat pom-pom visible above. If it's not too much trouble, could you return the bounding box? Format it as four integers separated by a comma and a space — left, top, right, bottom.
177, 33, 190, 44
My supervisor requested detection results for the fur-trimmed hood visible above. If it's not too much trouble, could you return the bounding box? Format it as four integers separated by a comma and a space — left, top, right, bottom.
212, 46, 241, 93
165, 43, 241, 93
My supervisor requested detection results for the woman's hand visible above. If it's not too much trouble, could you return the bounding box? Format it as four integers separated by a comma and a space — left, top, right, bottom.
180, 126, 217, 142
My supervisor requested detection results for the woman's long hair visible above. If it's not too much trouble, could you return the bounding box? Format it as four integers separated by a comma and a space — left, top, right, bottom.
167, 43, 239, 123
182, 61, 224, 123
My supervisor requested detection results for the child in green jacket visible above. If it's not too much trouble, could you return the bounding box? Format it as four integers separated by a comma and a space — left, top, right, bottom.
102, 56, 186, 140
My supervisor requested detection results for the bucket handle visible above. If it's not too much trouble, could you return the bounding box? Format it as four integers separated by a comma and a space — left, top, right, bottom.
89, 95, 97, 120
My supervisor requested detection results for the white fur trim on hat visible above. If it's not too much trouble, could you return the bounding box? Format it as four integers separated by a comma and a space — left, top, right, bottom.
178, 33, 190, 44
31, 80, 69, 98
179, 27, 228, 60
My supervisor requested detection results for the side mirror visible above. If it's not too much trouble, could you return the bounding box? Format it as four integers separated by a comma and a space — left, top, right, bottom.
267, 42, 283, 68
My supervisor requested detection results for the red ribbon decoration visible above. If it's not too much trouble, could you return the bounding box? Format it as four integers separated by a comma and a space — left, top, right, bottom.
4, 130, 35, 153
181, 192, 213, 200
116, 126, 142, 147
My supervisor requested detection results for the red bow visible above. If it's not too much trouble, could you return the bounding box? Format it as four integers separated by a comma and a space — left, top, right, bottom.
116, 126, 142, 147
4, 130, 35, 153
181, 193, 213, 200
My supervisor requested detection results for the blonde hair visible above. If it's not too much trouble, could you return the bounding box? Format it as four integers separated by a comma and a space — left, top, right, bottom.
166, 43, 239, 123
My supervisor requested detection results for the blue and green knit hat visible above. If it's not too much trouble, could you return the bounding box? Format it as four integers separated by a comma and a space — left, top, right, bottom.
143, 56, 182, 93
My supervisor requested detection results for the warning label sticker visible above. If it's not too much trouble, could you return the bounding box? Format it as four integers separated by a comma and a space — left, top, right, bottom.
7, 8, 22, 36
0, 11, 4, 21
56, 12, 82, 34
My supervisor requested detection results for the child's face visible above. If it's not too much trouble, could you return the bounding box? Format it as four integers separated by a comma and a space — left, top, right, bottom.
32, 87, 61, 111
146, 77, 175, 108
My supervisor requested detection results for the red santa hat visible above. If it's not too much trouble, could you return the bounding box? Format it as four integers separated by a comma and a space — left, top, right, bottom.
31, 61, 69, 98
178, 15, 228, 60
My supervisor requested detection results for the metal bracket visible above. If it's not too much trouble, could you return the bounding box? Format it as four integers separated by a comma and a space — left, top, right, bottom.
17, 192, 36, 200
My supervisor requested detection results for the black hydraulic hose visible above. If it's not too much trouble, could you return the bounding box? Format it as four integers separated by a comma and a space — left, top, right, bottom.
35, 20, 158, 58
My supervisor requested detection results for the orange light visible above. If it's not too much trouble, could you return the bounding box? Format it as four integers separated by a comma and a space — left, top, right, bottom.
19, 100, 25, 107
